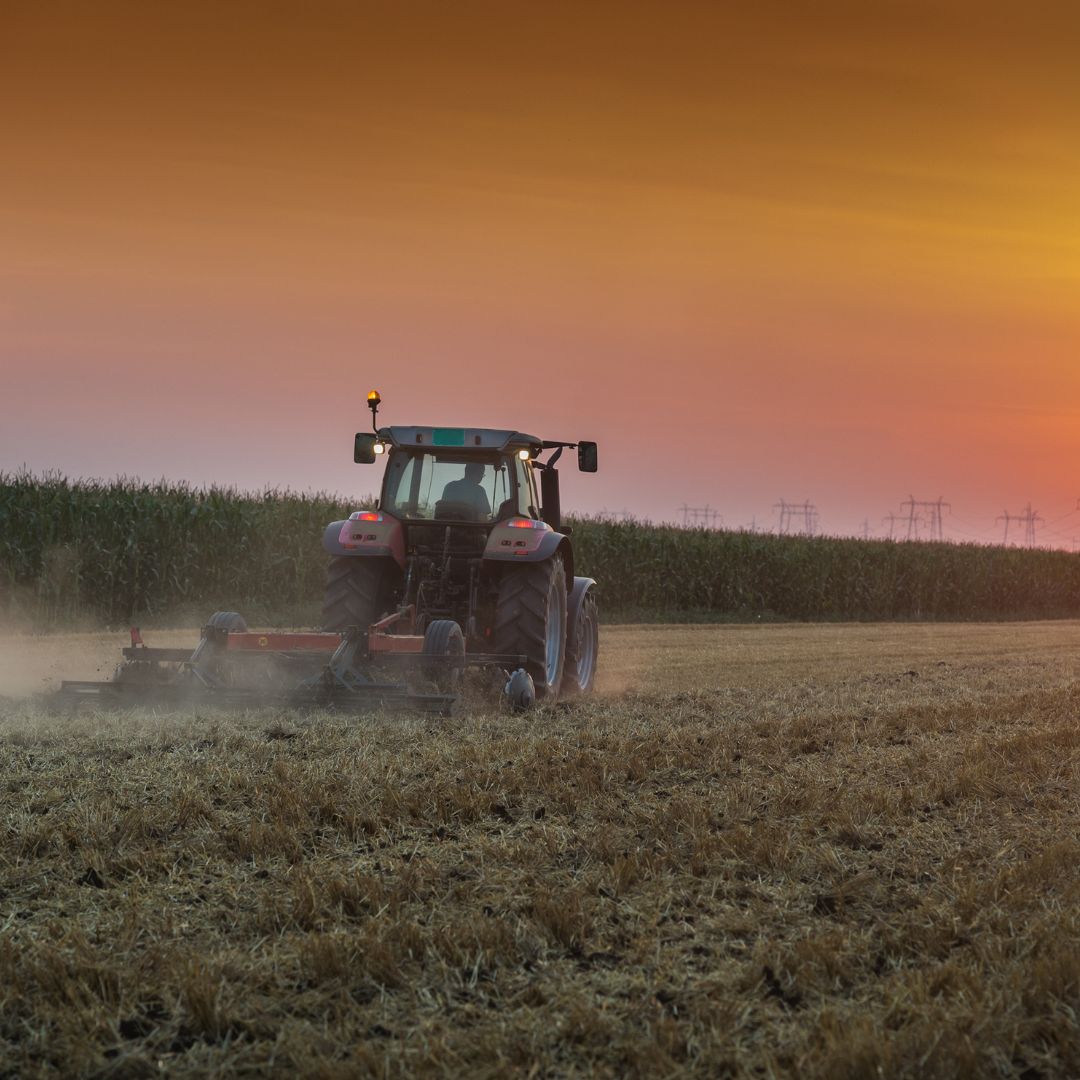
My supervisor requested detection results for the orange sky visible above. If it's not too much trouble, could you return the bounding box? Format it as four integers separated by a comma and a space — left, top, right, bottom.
3, 1, 1080, 539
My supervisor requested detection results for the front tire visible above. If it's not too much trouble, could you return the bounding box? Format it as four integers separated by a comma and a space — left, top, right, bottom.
321, 557, 392, 632
493, 557, 567, 699
563, 591, 599, 695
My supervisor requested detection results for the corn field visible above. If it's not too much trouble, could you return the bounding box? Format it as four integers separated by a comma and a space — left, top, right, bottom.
4, 472, 1080, 626
0, 473, 362, 626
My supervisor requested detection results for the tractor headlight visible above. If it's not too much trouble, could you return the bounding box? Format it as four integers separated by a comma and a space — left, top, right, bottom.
517, 449, 530, 460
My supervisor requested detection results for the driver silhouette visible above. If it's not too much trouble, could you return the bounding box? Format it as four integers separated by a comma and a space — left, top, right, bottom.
441, 462, 491, 519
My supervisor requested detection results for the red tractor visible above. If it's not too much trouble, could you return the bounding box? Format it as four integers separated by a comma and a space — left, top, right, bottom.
322, 391, 599, 703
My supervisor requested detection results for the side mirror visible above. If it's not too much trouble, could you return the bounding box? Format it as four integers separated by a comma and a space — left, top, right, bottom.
577, 441, 598, 473
354, 433, 377, 464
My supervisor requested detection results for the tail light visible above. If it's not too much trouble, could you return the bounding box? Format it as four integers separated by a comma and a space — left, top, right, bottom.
506, 517, 548, 530
349, 511, 384, 522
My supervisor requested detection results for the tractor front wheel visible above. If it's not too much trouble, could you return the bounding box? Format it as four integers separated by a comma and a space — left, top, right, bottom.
563, 591, 599, 695
493, 557, 567, 699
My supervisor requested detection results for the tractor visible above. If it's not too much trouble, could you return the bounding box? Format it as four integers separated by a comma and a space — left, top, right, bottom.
321, 391, 599, 701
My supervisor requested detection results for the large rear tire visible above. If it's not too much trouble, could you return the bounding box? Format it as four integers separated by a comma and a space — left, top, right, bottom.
493, 557, 567, 699
563, 591, 599, 696
321, 557, 392, 632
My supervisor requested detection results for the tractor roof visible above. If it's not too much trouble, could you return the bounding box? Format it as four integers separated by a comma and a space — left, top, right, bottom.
378, 426, 543, 454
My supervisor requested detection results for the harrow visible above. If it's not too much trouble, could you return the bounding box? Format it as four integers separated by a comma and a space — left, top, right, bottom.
56, 611, 537, 716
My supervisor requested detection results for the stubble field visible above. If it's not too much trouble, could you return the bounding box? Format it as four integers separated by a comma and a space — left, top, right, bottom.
3, 622, 1080, 1077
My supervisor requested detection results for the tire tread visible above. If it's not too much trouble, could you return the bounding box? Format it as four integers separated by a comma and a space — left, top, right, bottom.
493, 558, 566, 695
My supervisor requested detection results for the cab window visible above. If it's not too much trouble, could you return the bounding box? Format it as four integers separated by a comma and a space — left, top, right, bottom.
383, 451, 515, 522
513, 456, 538, 517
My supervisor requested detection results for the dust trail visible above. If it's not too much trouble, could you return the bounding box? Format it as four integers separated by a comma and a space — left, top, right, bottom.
0, 628, 198, 699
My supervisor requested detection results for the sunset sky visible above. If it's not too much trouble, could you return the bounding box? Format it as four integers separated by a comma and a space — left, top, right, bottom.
3, 2, 1079, 540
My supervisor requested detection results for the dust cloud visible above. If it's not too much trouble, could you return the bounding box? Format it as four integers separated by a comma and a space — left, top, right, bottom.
0, 628, 196, 699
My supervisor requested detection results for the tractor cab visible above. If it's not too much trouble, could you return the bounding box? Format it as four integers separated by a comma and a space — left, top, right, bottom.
373, 428, 542, 526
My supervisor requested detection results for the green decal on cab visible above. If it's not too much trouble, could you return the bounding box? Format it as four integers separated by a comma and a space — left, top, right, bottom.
433, 428, 466, 446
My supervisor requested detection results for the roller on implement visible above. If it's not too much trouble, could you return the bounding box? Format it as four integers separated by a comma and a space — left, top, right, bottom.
57, 391, 600, 714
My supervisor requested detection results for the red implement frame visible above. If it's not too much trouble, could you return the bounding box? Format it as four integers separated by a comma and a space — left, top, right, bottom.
366, 607, 425, 655
225, 632, 343, 652
214, 609, 426, 657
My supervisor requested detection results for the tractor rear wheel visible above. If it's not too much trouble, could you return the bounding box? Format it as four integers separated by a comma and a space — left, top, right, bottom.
321, 557, 390, 632
493, 557, 567, 699
563, 591, 599, 695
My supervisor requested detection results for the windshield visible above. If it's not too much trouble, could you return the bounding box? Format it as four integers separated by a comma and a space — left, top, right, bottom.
382, 451, 515, 522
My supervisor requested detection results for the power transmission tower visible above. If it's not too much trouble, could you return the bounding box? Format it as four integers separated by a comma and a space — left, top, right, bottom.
882, 512, 899, 540
901, 496, 918, 540
678, 504, 721, 529
1021, 503, 1043, 547
899, 496, 950, 541
775, 499, 817, 536
774, 500, 792, 534
926, 497, 951, 541
860, 518, 871, 540
997, 504, 1043, 547
996, 510, 1018, 545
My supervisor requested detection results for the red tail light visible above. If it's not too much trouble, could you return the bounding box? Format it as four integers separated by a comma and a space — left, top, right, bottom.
506, 517, 547, 529
350, 511, 383, 522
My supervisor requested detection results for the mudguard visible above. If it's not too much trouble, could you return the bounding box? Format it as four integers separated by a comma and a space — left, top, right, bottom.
567, 576, 597, 648
483, 526, 574, 582
322, 514, 406, 568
